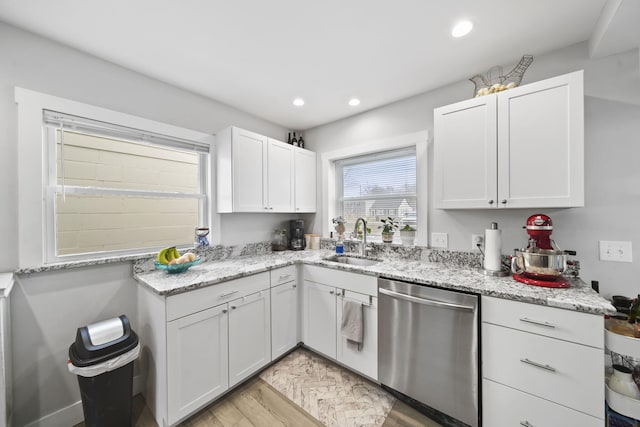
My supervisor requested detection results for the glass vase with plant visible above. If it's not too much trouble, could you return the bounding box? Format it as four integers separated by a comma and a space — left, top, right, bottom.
332, 216, 346, 239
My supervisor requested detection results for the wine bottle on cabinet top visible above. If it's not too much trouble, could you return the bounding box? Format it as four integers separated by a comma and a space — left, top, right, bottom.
292, 132, 298, 147
298, 134, 304, 149
287, 132, 292, 144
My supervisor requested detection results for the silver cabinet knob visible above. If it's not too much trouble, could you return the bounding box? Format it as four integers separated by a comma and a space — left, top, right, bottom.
231, 306, 237, 310
222, 309, 228, 314
292, 284, 297, 288
329, 290, 334, 295
488, 200, 494, 205
501, 199, 507, 204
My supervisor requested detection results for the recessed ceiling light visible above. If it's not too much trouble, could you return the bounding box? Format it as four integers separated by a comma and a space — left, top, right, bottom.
348, 98, 361, 107
293, 98, 305, 107
451, 20, 473, 38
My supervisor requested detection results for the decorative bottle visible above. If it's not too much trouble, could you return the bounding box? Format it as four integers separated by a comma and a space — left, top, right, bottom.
291, 132, 298, 147
298, 134, 304, 149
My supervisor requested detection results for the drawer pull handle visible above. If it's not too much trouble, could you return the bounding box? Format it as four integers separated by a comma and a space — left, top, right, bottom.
520, 358, 556, 372
520, 421, 533, 427
219, 290, 239, 298
279, 274, 291, 280
519, 317, 555, 328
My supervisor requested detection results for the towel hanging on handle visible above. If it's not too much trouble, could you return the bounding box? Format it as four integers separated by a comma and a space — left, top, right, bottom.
341, 299, 364, 350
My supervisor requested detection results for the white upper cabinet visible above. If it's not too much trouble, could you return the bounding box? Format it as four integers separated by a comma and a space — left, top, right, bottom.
266, 138, 294, 212
293, 148, 317, 212
434, 70, 584, 209
217, 126, 315, 213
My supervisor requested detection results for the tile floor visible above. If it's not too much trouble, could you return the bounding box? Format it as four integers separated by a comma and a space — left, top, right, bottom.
74, 348, 441, 427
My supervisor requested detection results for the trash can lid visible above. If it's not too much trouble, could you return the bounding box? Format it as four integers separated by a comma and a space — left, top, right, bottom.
69, 315, 138, 367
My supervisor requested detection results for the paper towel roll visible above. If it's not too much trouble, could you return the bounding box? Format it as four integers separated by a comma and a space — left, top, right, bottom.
484, 225, 502, 272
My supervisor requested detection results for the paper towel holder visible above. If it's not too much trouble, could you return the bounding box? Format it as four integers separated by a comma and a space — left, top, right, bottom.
481, 222, 510, 277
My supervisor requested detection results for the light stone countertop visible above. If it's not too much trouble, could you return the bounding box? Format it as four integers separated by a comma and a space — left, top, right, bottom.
133, 249, 615, 315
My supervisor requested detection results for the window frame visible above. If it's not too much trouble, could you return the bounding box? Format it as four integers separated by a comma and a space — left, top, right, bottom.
334, 147, 418, 241
15, 88, 215, 268
320, 131, 429, 246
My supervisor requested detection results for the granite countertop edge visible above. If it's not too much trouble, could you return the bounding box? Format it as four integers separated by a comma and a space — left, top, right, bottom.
134, 250, 615, 315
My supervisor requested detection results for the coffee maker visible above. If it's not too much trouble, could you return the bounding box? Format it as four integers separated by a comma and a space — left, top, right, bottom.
289, 220, 305, 250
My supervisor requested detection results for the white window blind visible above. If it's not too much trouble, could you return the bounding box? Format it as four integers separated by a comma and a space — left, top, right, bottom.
43, 110, 210, 261
336, 147, 417, 237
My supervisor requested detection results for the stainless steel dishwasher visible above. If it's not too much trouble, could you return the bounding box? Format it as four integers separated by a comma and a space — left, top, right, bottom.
378, 278, 479, 427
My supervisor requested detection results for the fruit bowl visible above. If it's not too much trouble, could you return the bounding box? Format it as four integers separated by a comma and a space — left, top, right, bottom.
154, 257, 201, 274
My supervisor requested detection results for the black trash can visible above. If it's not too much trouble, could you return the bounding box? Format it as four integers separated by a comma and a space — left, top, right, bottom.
68, 315, 139, 427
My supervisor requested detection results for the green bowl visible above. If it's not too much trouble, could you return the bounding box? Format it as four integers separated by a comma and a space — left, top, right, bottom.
154, 257, 201, 274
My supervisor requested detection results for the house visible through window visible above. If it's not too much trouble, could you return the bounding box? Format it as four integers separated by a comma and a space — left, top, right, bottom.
335, 147, 416, 238
43, 111, 209, 260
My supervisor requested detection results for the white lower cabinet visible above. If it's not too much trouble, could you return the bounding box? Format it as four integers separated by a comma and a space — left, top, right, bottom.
167, 305, 229, 425
336, 291, 378, 380
303, 280, 337, 358
228, 290, 271, 387
302, 265, 378, 380
481, 296, 605, 425
271, 281, 299, 359
483, 379, 602, 427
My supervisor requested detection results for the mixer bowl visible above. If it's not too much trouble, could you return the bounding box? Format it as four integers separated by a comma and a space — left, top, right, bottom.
511, 249, 568, 279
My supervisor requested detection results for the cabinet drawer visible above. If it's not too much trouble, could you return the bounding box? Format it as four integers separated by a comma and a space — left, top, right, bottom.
482, 323, 604, 418
167, 272, 269, 321
270, 265, 297, 287
303, 265, 377, 295
483, 379, 603, 427
482, 296, 603, 347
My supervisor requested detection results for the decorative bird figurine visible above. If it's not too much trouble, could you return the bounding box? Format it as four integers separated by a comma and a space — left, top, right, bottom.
470, 55, 534, 97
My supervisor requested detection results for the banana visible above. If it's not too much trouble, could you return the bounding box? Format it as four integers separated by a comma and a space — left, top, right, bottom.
157, 248, 170, 265
157, 246, 180, 265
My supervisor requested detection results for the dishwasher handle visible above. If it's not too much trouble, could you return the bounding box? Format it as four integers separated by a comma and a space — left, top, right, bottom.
379, 287, 475, 312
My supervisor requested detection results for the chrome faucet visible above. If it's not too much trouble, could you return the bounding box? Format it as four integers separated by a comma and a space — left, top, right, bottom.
353, 217, 368, 256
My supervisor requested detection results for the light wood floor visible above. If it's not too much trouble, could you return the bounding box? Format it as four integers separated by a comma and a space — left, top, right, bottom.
74, 377, 440, 427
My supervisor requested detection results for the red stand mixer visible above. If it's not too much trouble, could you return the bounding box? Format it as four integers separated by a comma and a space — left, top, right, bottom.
511, 214, 576, 288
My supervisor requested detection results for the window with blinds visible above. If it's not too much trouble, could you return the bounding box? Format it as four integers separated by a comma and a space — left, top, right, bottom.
43, 110, 210, 260
335, 147, 417, 238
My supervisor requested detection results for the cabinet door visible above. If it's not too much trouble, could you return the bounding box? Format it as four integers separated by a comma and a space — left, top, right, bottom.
497, 71, 584, 208
228, 290, 271, 387
434, 95, 498, 209
483, 379, 602, 427
267, 139, 294, 212
232, 127, 266, 212
294, 148, 317, 212
271, 281, 299, 359
302, 280, 337, 358
336, 291, 377, 380
167, 305, 229, 425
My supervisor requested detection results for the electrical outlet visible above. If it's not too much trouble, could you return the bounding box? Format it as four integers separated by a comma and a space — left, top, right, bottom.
431, 232, 448, 248
599, 241, 632, 262
472, 234, 484, 251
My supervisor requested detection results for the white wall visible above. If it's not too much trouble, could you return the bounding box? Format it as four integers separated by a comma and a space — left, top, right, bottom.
305, 42, 640, 297
0, 21, 296, 425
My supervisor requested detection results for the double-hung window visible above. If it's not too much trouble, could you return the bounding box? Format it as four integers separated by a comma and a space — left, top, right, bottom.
43, 111, 210, 261
335, 147, 417, 239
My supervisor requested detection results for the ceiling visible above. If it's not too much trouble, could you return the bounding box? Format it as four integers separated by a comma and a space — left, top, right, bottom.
0, 0, 611, 130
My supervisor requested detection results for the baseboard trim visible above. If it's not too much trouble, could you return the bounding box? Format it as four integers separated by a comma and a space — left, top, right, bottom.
24, 374, 144, 427
24, 401, 83, 427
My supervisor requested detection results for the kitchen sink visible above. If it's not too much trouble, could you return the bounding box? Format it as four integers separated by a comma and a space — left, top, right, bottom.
323, 255, 382, 266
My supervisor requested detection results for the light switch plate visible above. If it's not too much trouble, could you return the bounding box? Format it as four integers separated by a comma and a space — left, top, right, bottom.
431, 232, 448, 248
599, 241, 632, 262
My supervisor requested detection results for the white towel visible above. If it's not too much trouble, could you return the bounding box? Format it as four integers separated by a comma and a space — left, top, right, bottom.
341, 299, 364, 348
